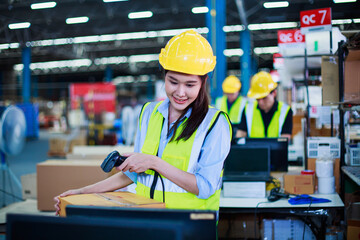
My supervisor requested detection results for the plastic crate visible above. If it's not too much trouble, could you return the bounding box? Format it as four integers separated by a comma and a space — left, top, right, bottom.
350, 147, 360, 166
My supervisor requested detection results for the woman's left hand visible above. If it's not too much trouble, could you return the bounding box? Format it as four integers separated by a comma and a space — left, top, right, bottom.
117, 152, 157, 173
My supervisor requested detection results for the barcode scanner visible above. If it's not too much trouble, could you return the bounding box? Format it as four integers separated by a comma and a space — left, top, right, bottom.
101, 150, 127, 172
267, 187, 289, 202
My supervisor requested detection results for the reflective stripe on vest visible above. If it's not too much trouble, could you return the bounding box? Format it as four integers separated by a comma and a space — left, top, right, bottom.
136, 101, 231, 210
215, 96, 246, 124
245, 101, 290, 138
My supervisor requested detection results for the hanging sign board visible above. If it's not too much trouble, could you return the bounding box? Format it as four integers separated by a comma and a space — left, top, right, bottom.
278, 29, 305, 44
300, 7, 332, 34
69, 83, 116, 114
277, 29, 305, 57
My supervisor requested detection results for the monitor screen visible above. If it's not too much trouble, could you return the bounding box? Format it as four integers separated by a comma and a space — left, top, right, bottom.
233, 137, 289, 172
224, 145, 270, 174
6, 213, 183, 240
66, 206, 217, 240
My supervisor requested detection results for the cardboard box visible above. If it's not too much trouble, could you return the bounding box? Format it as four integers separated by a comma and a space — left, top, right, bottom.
344, 50, 360, 103
21, 173, 37, 199
218, 213, 260, 239
307, 158, 340, 194
48, 134, 87, 156
37, 160, 111, 211
347, 219, 360, 240
59, 191, 166, 216
292, 114, 304, 138
48, 138, 67, 156
284, 174, 315, 194
321, 56, 339, 105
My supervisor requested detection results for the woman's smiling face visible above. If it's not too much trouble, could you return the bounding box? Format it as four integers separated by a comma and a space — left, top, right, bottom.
165, 71, 202, 116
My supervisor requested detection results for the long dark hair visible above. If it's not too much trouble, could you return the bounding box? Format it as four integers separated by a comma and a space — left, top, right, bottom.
166, 71, 209, 142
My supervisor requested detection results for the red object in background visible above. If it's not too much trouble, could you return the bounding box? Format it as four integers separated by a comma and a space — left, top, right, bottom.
300, 7, 332, 34
278, 29, 305, 44
69, 83, 116, 114
301, 170, 315, 175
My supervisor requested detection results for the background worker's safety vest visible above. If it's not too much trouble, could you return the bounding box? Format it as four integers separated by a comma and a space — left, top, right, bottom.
215, 96, 246, 124
136, 101, 232, 211
245, 101, 290, 138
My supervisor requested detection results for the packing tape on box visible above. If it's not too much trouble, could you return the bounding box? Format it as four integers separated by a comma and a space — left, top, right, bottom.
318, 176, 335, 194
316, 159, 334, 177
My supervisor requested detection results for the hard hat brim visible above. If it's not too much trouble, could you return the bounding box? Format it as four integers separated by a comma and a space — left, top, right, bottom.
247, 90, 269, 99
223, 86, 240, 94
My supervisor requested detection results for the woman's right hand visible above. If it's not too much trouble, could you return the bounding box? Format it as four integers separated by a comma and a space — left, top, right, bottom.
53, 188, 83, 216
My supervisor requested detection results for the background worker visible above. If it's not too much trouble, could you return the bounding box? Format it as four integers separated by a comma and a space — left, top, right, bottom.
54, 30, 232, 217
215, 75, 246, 131
236, 71, 292, 139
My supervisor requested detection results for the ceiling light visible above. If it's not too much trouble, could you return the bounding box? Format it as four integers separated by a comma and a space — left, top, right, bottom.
333, 0, 356, 3
332, 19, 352, 24
103, 0, 128, 2
14, 59, 92, 71
0, 43, 20, 49
66, 16, 89, 24
248, 22, 297, 30
223, 25, 245, 32
192, 6, 209, 14
31, 2, 57, 10
263, 1, 289, 8
129, 54, 159, 63
254, 46, 279, 55
353, 18, 360, 23
128, 11, 153, 19
8, 22, 31, 29
224, 49, 244, 57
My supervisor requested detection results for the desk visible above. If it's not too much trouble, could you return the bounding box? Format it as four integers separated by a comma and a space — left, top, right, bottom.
220, 193, 344, 208
342, 166, 360, 186
219, 193, 344, 240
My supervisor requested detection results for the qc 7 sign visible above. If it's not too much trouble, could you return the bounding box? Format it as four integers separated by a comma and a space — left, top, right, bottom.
300, 7, 332, 34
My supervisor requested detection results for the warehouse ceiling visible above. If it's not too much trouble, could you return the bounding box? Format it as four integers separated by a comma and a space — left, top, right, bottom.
0, 0, 359, 98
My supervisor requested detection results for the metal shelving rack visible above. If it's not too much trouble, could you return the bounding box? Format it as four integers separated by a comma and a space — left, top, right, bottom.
337, 37, 360, 200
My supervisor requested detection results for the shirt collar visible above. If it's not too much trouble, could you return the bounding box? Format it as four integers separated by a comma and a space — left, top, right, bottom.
157, 98, 192, 122
257, 99, 278, 114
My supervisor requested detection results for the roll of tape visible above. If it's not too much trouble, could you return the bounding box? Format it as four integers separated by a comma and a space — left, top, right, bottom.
316, 160, 334, 177
318, 176, 335, 194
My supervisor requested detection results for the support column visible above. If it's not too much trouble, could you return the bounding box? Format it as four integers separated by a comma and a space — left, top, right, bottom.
206, 0, 226, 103
22, 47, 31, 103
240, 30, 252, 96
105, 66, 113, 82
32, 75, 38, 98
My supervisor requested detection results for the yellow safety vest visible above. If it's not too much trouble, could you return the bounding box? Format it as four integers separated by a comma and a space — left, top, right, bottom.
136, 101, 232, 211
215, 96, 246, 124
245, 101, 290, 138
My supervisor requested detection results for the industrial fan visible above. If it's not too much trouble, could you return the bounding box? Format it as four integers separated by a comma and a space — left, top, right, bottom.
0, 105, 27, 207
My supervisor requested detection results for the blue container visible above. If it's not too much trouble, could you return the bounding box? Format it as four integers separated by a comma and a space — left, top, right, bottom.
16, 103, 39, 139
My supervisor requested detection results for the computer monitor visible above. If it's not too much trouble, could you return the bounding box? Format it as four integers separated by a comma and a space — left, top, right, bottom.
223, 145, 271, 181
233, 137, 289, 172
65, 206, 217, 240
6, 213, 183, 240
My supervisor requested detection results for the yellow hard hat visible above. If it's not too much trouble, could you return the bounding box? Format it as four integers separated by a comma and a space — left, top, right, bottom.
247, 71, 278, 99
159, 30, 216, 75
222, 75, 241, 93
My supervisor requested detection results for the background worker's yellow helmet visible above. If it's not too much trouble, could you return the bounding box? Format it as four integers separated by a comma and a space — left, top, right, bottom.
159, 30, 216, 75
247, 71, 278, 99
222, 75, 241, 94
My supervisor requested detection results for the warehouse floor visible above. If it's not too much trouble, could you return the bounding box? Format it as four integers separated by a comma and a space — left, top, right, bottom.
0, 130, 65, 239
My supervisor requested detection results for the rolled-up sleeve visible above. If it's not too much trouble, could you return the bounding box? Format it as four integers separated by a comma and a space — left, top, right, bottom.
195, 113, 231, 199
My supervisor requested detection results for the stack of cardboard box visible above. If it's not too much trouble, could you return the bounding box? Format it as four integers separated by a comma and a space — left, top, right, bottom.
284, 173, 315, 195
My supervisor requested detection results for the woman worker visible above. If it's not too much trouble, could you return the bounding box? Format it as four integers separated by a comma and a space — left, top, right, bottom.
54, 30, 232, 214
